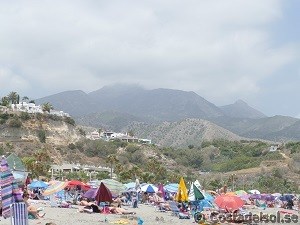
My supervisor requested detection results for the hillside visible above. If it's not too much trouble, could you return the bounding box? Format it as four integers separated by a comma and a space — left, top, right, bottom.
0, 111, 299, 193
126, 118, 243, 148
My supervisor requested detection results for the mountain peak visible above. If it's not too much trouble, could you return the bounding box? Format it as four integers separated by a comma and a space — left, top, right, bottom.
234, 99, 248, 105
220, 100, 266, 119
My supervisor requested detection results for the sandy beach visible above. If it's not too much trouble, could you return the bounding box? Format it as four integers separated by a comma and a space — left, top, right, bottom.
1, 201, 299, 225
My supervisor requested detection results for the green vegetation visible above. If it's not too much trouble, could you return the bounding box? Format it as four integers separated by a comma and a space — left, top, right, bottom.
8, 117, 22, 128
37, 130, 46, 143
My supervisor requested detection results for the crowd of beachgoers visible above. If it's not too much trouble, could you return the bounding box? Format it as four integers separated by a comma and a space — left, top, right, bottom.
1, 176, 300, 225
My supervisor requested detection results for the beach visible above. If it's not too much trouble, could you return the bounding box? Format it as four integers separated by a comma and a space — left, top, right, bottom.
1, 201, 299, 225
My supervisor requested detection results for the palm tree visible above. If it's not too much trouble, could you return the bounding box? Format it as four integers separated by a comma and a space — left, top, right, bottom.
42, 102, 53, 113
8, 91, 19, 104
106, 154, 119, 178
22, 96, 29, 103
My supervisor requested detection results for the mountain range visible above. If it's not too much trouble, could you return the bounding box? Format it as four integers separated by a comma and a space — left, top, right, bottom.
36, 84, 300, 144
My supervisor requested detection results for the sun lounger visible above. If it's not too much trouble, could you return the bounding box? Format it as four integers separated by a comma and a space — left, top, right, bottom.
10, 202, 28, 225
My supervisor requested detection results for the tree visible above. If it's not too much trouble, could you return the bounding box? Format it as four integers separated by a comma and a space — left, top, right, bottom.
8, 91, 19, 104
106, 154, 119, 178
1, 96, 9, 106
22, 96, 29, 103
42, 102, 53, 113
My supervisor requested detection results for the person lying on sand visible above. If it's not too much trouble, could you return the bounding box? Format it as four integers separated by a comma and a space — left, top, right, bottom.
107, 206, 136, 215
78, 200, 101, 213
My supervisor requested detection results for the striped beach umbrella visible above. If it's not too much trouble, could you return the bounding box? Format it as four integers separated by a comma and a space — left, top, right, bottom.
42, 181, 68, 196
100, 179, 127, 195
0, 156, 23, 218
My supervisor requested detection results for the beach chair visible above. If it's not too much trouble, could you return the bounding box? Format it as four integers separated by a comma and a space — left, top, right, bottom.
10, 202, 29, 225
168, 201, 180, 216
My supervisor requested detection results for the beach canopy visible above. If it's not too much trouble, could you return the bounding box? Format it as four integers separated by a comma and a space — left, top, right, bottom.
95, 182, 112, 204
100, 179, 127, 195
42, 181, 68, 196
28, 180, 48, 189
141, 184, 158, 193
0, 156, 23, 218
215, 195, 244, 211
176, 177, 188, 202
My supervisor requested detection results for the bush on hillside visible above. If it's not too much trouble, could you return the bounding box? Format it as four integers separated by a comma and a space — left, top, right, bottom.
20, 112, 31, 120
8, 118, 22, 127
63, 117, 75, 126
37, 130, 46, 143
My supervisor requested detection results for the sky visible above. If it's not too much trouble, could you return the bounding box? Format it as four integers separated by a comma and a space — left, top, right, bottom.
0, 0, 299, 117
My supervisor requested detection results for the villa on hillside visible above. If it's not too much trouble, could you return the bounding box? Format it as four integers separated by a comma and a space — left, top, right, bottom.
10, 102, 70, 117
87, 130, 152, 144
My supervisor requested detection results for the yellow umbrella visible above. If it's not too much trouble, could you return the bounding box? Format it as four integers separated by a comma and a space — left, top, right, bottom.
42, 181, 68, 196
176, 177, 188, 202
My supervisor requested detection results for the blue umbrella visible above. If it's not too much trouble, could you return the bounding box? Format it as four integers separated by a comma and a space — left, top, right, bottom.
141, 184, 158, 193
203, 192, 214, 202
164, 183, 178, 193
279, 194, 294, 201
28, 180, 48, 189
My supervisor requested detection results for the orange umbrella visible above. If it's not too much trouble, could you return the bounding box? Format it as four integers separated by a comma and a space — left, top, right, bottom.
215, 195, 244, 211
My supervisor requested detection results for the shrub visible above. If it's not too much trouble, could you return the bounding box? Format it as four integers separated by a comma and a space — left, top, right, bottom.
8, 118, 22, 127
37, 130, 46, 143
20, 112, 30, 120
68, 143, 76, 150
64, 117, 75, 126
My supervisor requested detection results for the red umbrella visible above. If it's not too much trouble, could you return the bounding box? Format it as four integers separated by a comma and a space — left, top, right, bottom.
95, 182, 112, 204
215, 195, 244, 211
67, 180, 90, 191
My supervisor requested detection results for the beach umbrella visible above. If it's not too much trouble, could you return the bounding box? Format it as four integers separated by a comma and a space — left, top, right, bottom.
188, 183, 204, 201
0, 156, 23, 218
42, 181, 68, 196
95, 182, 112, 204
272, 193, 281, 197
176, 177, 188, 202
250, 193, 261, 200
141, 184, 158, 193
124, 182, 136, 189
279, 194, 294, 202
28, 180, 48, 189
100, 179, 127, 195
248, 189, 260, 194
235, 190, 247, 196
164, 183, 178, 193
240, 194, 250, 201
67, 180, 90, 191
203, 192, 214, 202
194, 180, 202, 190
83, 188, 98, 199
215, 195, 244, 211
261, 194, 275, 201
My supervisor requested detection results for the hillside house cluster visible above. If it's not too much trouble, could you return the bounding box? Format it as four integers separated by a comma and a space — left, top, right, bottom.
8, 102, 70, 117
87, 130, 152, 144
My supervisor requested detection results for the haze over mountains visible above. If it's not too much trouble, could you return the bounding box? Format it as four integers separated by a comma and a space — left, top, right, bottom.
36, 84, 300, 143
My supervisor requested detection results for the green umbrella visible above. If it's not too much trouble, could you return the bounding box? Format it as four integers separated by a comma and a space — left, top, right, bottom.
100, 179, 127, 195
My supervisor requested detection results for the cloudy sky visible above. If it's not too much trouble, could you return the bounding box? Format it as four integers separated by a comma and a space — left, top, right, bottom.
0, 0, 299, 117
